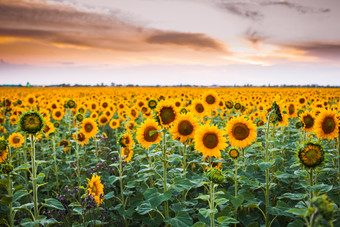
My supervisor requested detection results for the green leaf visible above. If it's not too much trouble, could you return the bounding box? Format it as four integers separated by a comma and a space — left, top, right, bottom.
215, 198, 229, 205
171, 177, 193, 192
287, 219, 305, 227
13, 163, 30, 172
68, 202, 81, 207
103, 191, 114, 200
217, 216, 239, 226
310, 184, 332, 193
135, 202, 153, 215
0, 195, 12, 205
198, 208, 209, 218
143, 188, 172, 208
164, 211, 193, 227
31, 173, 45, 184
42, 198, 65, 210
191, 222, 206, 227
231, 194, 244, 208
13, 190, 29, 202
0, 179, 8, 190
257, 161, 275, 171
195, 195, 209, 202
287, 208, 308, 217
278, 193, 307, 201
72, 207, 83, 216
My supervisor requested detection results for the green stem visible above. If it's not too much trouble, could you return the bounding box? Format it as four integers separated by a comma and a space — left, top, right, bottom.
209, 181, 215, 227
182, 143, 187, 203
162, 131, 169, 221
265, 111, 274, 227
118, 147, 128, 227
52, 134, 58, 189
234, 159, 238, 227
8, 147, 14, 227
75, 126, 80, 187
309, 169, 314, 199
31, 135, 39, 221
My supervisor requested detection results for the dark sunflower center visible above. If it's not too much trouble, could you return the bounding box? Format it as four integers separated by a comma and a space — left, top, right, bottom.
85, 123, 94, 133
124, 148, 131, 156
78, 133, 86, 142
131, 109, 137, 117
60, 140, 69, 146
92, 104, 96, 109
195, 104, 204, 113
102, 102, 108, 108
288, 104, 295, 115
178, 120, 194, 136
112, 121, 117, 126
299, 98, 305, 104
13, 136, 21, 144
100, 117, 107, 124
144, 126, 158, 142
55, 112, 61, 118
226, 101, 233, 108
28, 98, 34, 104
322, 116, 336, 134
205, 95, 216, 104
52, 104, 57, 109
232, 123, 250, 140
43, 125, 50, 133
305, 149, 318, 161
128, 124, 134, 130
124, 137, 130, 145
202, 133, 218, 149
303, 115, 314, 128
159, 107, 175, 125
119, 104, 124, 109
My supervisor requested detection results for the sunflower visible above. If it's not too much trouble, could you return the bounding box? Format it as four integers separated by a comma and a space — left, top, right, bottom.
52, 109, 64, 121
0, 136, 8, 163
26, 95, 36, 107
202, 90, 219, 110
42, 121, 55, 138
194, 124, 227, 158
314, 109, 339, 140
234, 102, 242, 110
287, 103, 297, 118
90, 112, 98, 120
73, 130, 89, 146
87, 174, 104, 206
191, 100, 207, 118
19, 110, 44, 135
8, 132, 24, 148
81, 118, 98, 138
98, 115, 109, 126
202, 156, 222, 169
136, 119, 161, 149
119, 132, 134, 148
300, 111, 315, 132
126, 120, 136, 131
58, 139, 70, 152
226, 116, 257, 148
169, 113, 199, 143
109, 119, 120, 130
121, 147, 133, 163
10, 115, 18, 125
66, 99, 76, 109
156, 101, 177, 128
89, 101, 98, 112
148, 99, 158, 110
228, 147, 240, 159
298, 143, 324, 168
225, 100, 234, 109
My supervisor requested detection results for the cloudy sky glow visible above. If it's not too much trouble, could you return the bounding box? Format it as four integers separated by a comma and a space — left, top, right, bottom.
0, 0, 340, 85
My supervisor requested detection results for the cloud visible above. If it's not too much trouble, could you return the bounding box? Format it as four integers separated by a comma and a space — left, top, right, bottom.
145, 32, 225, 51
282, 43, 340, 61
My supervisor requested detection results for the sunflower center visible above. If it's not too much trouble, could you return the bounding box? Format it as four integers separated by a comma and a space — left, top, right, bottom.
85, 123, 94, 133
202, 133, 219, 149
159, 107, 176, 125
131, 109, 137, 117
230, 149, 239, 158
92, 185, 97, 194
195, 104, 204, 113
178, 120, 194, 136
43, 125, 50, 133
322, 116, 336, 134
13, 136, 21, 144
299, 98, 305, 104
175, 101, 181, 107
112, 121, 117, 126
232, 123, 250, 140
102, 102, 108, 108
305, 149, 319, 162
303, 115, 314, 128
206, 95, 216, 104
28, 98, 34, 104
92, 104, 96, 109
144, 126, 158, 142
78, 133, 86, 142
124, 137, 130, 145
28, 117, 36, 125
100, 117, 107, 124
55, 111, 61, 118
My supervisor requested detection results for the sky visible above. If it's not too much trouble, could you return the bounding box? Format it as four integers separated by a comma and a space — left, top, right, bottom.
0, 0, 340, 86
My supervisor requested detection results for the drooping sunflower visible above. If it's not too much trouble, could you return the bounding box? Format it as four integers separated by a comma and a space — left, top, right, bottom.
98, 115, 109, 126
228, 147, 240, 159
19, 110, 44, 135
169, 113, 199, 143
126, 120, 136, 132
42, 121, 55, 138
226, 116, 257, 148
87, 174, 104, 206
109, 119, 120, 130
194, 124, 227, 158
73, 130, 89, 146
121, 147, 133, 163
8, 132, 24, 148
156, 101, 177, 128
52, 109, 64, 121
202, 156, 223, 169
81, 118, 98, 138
136, 119, 161, 149
300, 110, 315, 132
58, 139, 70, 152
119, 132, 134, 148
314, 109, 339, 140
298, 143, 324, 168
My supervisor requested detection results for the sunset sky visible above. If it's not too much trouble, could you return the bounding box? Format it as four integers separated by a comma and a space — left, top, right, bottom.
1, 0, 340, 86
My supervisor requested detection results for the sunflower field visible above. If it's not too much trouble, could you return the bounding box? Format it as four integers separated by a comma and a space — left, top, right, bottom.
0, 87, 340, 227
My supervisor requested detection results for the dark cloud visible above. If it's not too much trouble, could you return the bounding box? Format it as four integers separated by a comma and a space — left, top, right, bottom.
0, 0, 225, 53
260, 1, 330, 14
145, 32, 225, 51
287, 43, 340, 60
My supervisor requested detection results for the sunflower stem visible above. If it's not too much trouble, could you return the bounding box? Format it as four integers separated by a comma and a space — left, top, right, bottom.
309, 169, 314, 199
31, 134, 39, 221
162, 130, 169, 223
234, 159, 238, 227
51, 134, 59, 190
8, 146, 14, 227
209, 181, 215, 227
182, 142, 187, 204
118, 146, 128, 227
265, 110, 274, 227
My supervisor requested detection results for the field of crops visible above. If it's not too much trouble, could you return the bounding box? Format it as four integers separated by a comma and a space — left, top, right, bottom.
0, 87, 339, 227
